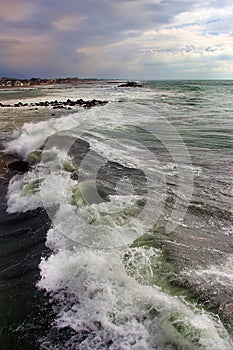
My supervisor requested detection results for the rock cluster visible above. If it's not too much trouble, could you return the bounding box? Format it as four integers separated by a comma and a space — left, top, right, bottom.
118, 81, 143, 88
0, 98, 108, 109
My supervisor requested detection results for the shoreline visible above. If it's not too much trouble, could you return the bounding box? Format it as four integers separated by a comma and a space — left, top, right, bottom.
0, 79, 124, 91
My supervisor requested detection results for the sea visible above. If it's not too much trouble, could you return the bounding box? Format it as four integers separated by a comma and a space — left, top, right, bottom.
0, 80, 232, 350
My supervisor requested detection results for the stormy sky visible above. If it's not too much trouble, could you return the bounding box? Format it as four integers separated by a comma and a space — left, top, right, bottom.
1, 0, 233, 79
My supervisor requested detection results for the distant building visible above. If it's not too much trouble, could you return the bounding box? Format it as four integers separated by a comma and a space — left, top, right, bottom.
0, 76, 80, 88
6, 81, 12, 87
22, 80, 31, 86
14, 80, 23, 87
30, 78, 41, 85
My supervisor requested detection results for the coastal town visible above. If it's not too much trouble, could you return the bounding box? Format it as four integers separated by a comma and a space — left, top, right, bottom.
0, 77, 143, 89
0, 77, 81, 88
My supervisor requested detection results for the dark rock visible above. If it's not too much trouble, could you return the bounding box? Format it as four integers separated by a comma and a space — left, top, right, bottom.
14, 102, 23, 107
53, 105, 65, 109
219, 301, 233, 331
118, 81, 143, 88
84, 102, 91, 108
0, 99, 108, 109
8, 160, 30, 173
76, 99, 84, 105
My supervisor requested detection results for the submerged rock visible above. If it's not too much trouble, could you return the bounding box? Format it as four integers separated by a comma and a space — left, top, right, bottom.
8, 160, 30, 173
161, 310, 223, 350
71, 180, 113, 207
27, 149, 43, 164
27, 149, 57, 165
63, 160, 76, 172
21, 179, 41, 196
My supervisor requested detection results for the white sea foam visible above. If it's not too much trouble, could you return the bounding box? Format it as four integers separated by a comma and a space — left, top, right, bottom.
183, 256, 233, 289
5, 112, 83, 159
37, 242, 232, 349
7, 172, 43, 213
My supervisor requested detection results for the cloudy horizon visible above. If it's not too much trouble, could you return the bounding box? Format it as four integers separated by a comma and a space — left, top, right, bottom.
1, 0, 233, 80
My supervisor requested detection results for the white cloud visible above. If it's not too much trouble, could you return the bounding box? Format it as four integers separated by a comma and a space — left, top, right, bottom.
172, 3, 233, 30
53, 16, 87, 31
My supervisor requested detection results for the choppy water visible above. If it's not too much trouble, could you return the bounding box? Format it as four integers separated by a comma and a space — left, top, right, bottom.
0, 81, 233, 349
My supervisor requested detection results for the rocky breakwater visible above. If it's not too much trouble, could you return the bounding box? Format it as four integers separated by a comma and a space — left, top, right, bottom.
0, 98, 108, 110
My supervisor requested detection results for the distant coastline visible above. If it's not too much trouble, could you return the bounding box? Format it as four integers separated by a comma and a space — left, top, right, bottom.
0, 77, 77, 88
0, 77, 126, 89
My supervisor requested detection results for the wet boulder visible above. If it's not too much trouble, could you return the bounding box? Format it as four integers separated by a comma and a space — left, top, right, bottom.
8, 160, 30, 173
